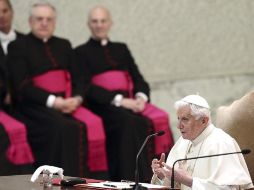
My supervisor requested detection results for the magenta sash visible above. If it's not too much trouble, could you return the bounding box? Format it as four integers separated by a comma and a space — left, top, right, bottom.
0, 111, 34, 164
92, 70, 174, 155
33, 70, 108, 171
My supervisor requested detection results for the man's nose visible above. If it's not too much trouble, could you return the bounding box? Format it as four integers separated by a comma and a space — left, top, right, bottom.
177, 121, 181, 129
41, 19, 48, 26
96, 21, 104, 28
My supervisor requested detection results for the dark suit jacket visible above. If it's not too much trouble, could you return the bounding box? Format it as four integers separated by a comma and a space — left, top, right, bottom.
0, 31, 24, 111
0, 31, 33, 175
0, 31, 24, 79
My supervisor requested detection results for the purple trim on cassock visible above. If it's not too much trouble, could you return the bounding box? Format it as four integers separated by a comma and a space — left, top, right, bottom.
33, 70, 108, 171
92, 70, 174, 155
0, 111, 34, 164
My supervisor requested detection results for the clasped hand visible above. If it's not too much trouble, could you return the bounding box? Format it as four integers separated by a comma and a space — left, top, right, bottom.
53, 96, 82, 114
121, 97, 146, 113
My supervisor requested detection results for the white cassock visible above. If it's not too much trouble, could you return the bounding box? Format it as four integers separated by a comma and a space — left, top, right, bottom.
151, 124, 253, 190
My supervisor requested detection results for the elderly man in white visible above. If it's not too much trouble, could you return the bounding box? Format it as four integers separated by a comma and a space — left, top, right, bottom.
151, 95, 253, 190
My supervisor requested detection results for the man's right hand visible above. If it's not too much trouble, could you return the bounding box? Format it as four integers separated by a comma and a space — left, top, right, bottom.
53, 97, 65, 111
61, 97, 80, 114
151, 153, 165, 179
121, 98, 140, 112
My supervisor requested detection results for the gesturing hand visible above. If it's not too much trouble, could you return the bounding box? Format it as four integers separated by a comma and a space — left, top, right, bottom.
151, 153, 165, 179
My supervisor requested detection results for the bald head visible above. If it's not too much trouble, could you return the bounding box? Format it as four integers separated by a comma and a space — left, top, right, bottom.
88, 6, 111, 21
87, 5, 112, 40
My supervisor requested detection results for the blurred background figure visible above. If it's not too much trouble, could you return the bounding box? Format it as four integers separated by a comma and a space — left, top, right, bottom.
0, 0, 24, 110
0, 0, 34, 176
0, 56, 34, 176
75, 5, 174, 182
7, 1, 108, 179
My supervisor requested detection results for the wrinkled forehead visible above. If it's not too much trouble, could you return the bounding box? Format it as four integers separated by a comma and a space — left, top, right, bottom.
177, 105, 191, 117
31, 5, 56, 19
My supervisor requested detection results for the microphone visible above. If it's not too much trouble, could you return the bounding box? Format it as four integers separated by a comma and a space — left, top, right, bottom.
170, 149, 251, 189
133, 130, 165, 190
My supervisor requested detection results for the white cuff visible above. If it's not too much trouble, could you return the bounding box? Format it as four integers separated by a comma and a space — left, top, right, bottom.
151, 174, 163, 185
135, 92, 148, 102
111, 94, 123, 107
46, 94, 56, 108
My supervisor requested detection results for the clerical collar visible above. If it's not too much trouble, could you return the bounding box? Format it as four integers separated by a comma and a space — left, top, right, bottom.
101, 39, 108, 46
29, 33, 53, 44
0, 29, 16, 54
191, 124, 214, 146
43, 38, 48, 43
90, 37, 109, 46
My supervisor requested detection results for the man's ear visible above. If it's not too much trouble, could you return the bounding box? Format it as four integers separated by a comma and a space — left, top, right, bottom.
28, 16, 33, 27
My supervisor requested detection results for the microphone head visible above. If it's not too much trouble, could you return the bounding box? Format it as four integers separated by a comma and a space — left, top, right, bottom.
241, 149, 251, 155
157, 131, 165, 136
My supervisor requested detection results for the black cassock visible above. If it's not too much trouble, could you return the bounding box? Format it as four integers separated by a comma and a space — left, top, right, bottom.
7, 33, 107, 178
0, 31, 24, 79
0, 58, 34, 175
0, 31, 34, 175
0, 31, 24, 111
75, 38, 155, 182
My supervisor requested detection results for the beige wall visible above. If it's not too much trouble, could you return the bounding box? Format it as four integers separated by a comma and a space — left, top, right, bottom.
11, 0, 254, 139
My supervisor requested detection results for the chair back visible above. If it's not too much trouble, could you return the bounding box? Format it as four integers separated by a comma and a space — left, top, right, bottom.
216, 91, 254, 181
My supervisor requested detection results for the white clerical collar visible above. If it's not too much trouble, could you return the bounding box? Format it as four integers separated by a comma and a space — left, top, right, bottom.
43, 38, 48, 43
91, 37, 108, 46
101, 39, 108, 46
192, 124, 215, 146
0, 29, 16, 54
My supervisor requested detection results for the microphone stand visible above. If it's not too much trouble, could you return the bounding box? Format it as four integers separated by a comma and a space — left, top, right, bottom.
133, 131, 165, 190
133, 135, 150, 190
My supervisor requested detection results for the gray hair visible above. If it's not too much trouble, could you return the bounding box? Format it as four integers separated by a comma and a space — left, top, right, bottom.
174, 100, 211, 124
30, 1, 56, 17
